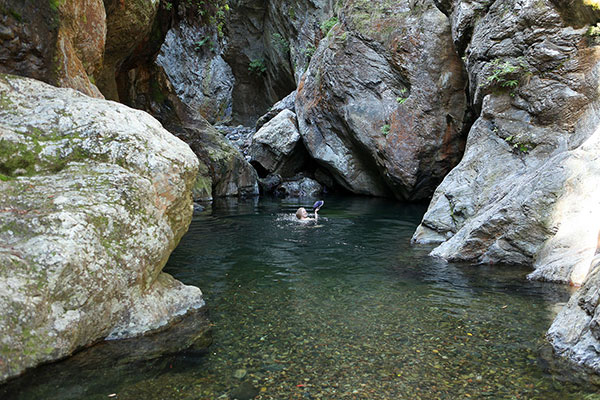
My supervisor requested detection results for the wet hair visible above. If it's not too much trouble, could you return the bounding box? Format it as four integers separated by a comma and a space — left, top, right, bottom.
296, 207, 307, 219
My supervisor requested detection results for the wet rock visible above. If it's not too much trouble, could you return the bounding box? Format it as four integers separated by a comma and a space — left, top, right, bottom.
250, 110, 307, 178
276, 177, 323, 198
0, 74, 203, 382
230, 381, 259, 400
296, 0, 467, 200
256, 91, 296, 130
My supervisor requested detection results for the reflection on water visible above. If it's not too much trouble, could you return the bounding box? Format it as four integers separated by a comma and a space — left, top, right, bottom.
1, 195, 597, 399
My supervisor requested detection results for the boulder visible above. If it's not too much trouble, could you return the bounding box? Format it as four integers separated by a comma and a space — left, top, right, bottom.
0, 74, 203, 382
255, 91, 296, 130
276, 177, 323, 198
296, 0, 467, 200
548, 260, 600, 373
413, 0, 600, 284
168, 102, 259, 198
250, 109, 307, 177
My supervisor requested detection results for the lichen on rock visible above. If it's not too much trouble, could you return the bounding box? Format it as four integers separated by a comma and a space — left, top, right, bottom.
0, 74, 203, 382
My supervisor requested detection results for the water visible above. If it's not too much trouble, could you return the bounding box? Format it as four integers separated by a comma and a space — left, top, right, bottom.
2, 196, 599, 399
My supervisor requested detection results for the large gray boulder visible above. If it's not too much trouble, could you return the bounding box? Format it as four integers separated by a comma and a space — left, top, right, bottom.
296, 0, 467, 200
250, 109, 306, 177
255, 91, 296, 130
412, 0, 600, 374
413, 0, 600, 285
0, 75, 204, 382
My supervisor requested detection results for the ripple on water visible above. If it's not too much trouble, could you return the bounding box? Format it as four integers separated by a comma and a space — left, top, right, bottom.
1, 196, 598, 400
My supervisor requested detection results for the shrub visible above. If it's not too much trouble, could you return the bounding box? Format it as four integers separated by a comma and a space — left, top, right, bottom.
320, 16, 339, 35
486, 57, 529, 91
272, 33, 290, 54
248, 58, 267, 75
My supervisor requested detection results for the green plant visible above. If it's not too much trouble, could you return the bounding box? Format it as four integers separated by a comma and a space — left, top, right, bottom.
485, 57, 529, 91
185, 0, 230, 38
381, 124, 391, 136
396, 87, 408, 104
163, 0, 173, 11
320, 16, 339, 35
248, 58, 267, 75
303, 44, 316, 60
272, 33, 290, 54
587, 24, 600, 36
504, 135, 530, 153
49, 0, 64, 11
194, 36, 214, 51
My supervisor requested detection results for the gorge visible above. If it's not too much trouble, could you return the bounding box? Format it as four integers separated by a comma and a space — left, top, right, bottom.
2, 0, 600, 397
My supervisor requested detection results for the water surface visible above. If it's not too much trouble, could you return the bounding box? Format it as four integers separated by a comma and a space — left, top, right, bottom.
2, 196, 598, 399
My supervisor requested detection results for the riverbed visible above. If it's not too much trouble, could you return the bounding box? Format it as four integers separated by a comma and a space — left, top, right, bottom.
1, 196, 597, 399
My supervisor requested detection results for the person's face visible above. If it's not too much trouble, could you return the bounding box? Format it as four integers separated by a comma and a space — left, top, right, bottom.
301, 209, 308, 218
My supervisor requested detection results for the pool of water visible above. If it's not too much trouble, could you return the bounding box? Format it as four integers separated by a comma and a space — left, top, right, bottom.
2, 195, 599, 399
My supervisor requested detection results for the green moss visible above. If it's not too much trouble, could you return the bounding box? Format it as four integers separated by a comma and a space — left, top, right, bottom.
49, 0, 64, 12
320, 16, 339, 35
0, 139, 39, 177
0, 5, 22, 21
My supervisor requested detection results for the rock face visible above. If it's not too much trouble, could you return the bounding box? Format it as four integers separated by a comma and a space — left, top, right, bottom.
412, 0, 600, 284
548, 259, 600, 373
250, 109, 307, 178
223, 0, 334, 124
0, 75, 203, 382
296, 0, 468, 200
410, 0, 600, 374
96, 0, 160, 101
0, 0, 105, 98
157, 21, 234, 125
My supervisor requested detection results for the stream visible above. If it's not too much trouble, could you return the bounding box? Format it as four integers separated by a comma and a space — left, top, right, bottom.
2, 196, 598, 399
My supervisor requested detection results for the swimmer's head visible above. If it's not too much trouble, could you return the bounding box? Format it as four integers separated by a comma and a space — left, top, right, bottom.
296, 207, 308, 220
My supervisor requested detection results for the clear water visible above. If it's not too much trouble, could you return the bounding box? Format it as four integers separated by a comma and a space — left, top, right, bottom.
2, 196, 599, 399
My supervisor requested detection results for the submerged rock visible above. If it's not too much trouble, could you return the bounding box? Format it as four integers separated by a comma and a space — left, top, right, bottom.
0, 75, 203, 382
296, 0, 467, 200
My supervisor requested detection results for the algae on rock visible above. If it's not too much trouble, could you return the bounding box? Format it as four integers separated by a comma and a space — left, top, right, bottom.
0, 74, 204, 382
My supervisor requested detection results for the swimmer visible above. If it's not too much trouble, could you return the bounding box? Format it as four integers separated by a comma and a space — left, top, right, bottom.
295, 200, 324, 221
